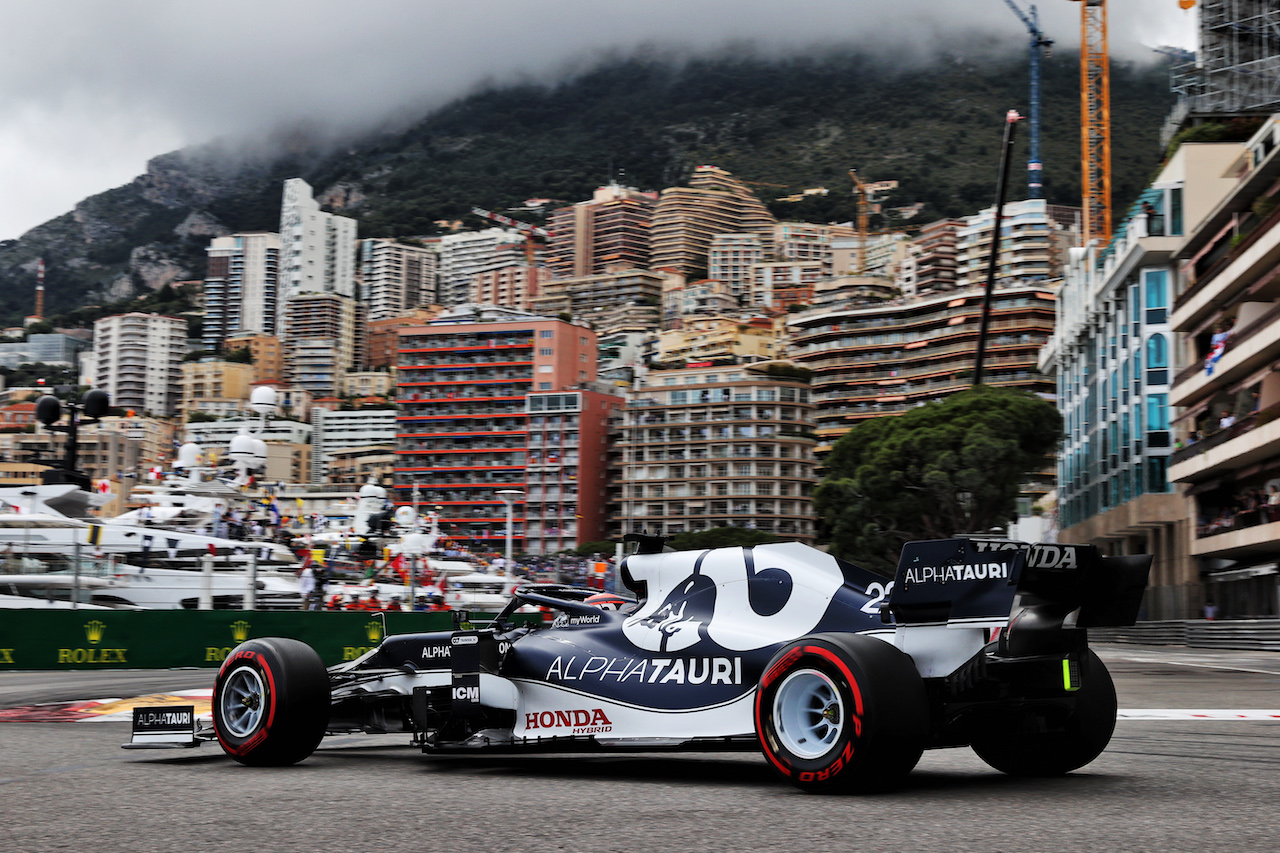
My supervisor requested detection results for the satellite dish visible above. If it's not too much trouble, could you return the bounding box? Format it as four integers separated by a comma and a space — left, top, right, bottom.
249, 385, 278, 415
175, 441, 203, 469
394, 506, 417, 526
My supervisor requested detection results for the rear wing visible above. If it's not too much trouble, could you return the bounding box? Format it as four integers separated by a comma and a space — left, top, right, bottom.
886, 538, 1151, 629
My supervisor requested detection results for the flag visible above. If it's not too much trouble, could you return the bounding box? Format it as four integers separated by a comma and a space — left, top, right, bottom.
148, 467, 163, 480
1205, 340, 1226, 375
207, 543, 217, 556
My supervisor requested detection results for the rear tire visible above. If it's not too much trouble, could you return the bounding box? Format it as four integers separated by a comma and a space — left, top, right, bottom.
212, 637, 330, 766
754, 634, 928, 793
970, 650, 1117, 776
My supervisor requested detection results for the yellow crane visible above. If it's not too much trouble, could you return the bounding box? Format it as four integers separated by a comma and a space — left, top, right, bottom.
1069, 0, 1111, 246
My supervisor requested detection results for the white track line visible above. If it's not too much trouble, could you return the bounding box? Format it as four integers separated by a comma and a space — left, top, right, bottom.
1118, 709, 1280, 721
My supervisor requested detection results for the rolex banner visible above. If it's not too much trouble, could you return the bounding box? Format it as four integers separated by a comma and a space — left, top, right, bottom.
0, 611, 460, 670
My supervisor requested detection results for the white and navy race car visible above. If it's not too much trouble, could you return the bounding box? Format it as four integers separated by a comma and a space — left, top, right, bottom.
125, 534, 1150, 793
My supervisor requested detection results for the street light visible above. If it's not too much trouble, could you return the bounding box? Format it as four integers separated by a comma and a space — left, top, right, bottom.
496, 490, 523, 573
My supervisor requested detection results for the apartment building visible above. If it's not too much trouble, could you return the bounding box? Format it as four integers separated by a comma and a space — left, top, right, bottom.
546, 183, 657, 278
955, 199, 1074, 289
1166, 119, 1280, 618
0, 333, 92, 369
93, 313, 187, 417
279, 178, 357, 300
528, 268, 670, 337
788, 282, 1056, 449
649, 166, 776, 278
364, 308, 441, 370
750, 261, 823, 309
657, 317, 781, 365
360, 238, 438, 321
394, 306, 616, 555
311, 407, 397, 484
203, 232, 281, 350
435, 228, 525, 307
709, 233, 765, 299
896, 219, 963, 298
284, 293, 358, 397
1043, 141, 1243, 620
615, 362, 818, 542
179, 360, 254, 421
664, 279, 738, 326
469, 264, 549, 311
223, 333, 285, 385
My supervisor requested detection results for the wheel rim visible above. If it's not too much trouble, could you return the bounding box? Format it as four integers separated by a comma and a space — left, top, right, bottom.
773, 668, 843, 759
220, 665, 268, 738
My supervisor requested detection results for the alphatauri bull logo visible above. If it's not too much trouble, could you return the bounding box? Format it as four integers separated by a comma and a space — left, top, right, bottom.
623, 544, 846, 653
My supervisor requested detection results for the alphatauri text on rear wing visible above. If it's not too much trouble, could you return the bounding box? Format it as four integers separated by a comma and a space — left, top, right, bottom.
886, 538, 1152, 629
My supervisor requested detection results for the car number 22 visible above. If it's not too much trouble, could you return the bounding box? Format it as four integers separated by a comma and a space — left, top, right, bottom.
860, 581, 894, 615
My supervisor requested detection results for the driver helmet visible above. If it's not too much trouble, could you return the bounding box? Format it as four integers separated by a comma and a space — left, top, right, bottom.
585, 592, 629, 611
431, 593, 444, 603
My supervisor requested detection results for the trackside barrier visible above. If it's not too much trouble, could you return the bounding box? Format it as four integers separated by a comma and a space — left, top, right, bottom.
0, 611, 478, 671
1089, 619, 1280, 652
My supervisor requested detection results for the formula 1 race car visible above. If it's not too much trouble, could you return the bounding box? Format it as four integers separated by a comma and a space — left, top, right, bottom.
126, 534, 1150, 793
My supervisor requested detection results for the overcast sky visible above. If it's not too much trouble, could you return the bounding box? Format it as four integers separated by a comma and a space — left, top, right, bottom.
0, 0, 1198, 242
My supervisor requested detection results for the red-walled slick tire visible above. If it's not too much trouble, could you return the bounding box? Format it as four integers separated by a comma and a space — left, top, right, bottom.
754, 634, 928, 793
212, 637, 330, 767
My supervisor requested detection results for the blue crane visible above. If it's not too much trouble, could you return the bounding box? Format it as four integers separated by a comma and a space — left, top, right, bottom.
1002, 0, 1053, 199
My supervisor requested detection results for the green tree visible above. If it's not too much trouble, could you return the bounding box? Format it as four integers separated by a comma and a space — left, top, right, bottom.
223, 347, 252, 364
814, 386, 1062, 572
667, 527, 786, 550
573, 540, 616, 558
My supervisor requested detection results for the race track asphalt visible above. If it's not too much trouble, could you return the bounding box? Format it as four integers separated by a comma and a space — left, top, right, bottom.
1, 644, 1278, 853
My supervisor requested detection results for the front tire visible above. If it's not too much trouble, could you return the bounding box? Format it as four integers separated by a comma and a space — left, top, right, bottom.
970, 650, 1117, 776
754, 634, 928, 793
213, 637, 330, 766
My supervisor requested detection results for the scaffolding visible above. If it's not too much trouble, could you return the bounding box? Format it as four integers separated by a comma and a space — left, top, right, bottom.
1163, 1, 1280, 145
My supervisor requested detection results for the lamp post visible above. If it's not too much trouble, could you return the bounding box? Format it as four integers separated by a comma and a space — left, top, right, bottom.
496, 490, 523, 572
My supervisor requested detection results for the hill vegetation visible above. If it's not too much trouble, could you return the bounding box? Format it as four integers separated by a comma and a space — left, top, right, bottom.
0, 50, 1177, 328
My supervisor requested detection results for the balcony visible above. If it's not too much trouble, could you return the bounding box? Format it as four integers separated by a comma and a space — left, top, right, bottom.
1169, 405, 1280, 485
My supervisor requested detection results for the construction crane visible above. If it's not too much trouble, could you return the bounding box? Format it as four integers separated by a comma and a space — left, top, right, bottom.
1002, 1, 1053, 199
471, 207, 555, 265
849, 170, 871, 275
1070, 0, 1112, 246
847, 172, 901, 275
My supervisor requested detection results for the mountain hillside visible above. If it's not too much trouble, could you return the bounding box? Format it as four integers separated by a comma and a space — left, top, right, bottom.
0, 50, 1177, 327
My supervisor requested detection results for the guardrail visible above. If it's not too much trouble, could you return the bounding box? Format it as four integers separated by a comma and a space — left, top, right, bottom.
1089, 619, 1280, 652
0, 610, 541, 671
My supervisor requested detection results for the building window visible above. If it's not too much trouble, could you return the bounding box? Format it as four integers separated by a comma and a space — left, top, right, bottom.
1144, 270, 1168, 324
1146, 393, 1169, 431
1169, 187, 1183, 236
539, 347, 553, 356
540, 330, 554, 338
671, 391, 688, 404
1146, 334, 1167, 385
